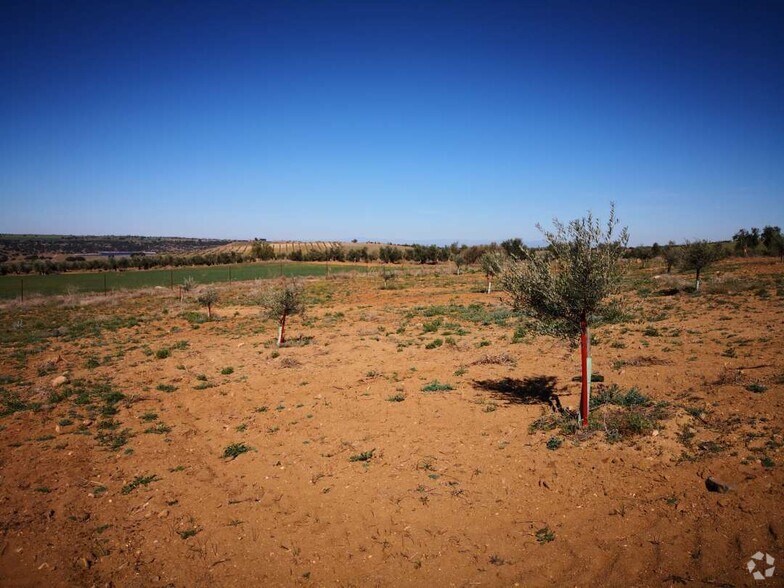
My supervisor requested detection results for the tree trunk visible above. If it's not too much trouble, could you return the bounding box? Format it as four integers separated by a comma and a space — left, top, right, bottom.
487, 277, 492, 294
207, 303, 212, 319
580, 319, 591, 428
277, 311, 287, 347
695, 268, 701, 292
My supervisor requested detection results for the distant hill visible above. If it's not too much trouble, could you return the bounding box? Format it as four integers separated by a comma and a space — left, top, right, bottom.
0, 234, 233, 261
199, 240, 412, 258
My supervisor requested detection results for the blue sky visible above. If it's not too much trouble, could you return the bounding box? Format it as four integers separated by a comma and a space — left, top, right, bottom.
1, 0, 782, 245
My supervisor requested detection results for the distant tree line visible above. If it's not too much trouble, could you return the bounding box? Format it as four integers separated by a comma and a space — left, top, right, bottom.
3, 226, 781, 276
732, 226, 784, 259
0, 235, 232, 259
621, 225, 784, 268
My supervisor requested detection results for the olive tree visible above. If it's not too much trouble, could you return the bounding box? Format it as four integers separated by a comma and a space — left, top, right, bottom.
500, 205, 628, 427
260, 279, 305, 346
197, 287, 219, 320
661, 241, 679, 274
452, 253, 465, 275
680, 240, 720, 292
251, 239, 275, 261
380, 267, 396, 289
770, 232, 784, 261
479, 251, 504, 293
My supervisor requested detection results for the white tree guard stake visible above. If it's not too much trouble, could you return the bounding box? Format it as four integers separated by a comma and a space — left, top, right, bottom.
579, 319, 591, 426
277, 310, 287, 347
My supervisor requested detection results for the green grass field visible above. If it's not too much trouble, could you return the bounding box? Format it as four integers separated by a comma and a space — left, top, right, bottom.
0, 262, 372, 300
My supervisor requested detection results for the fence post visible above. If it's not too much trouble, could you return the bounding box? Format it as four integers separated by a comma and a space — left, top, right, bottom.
20, 278, 24, 302
229, 267, 232, 284
103, 273, 107, 296
170, 269, 173, 290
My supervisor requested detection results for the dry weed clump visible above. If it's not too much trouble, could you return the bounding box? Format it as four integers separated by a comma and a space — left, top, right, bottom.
713, 366, 745, 386
472, 353, 517, 366
613, 355, 670, 369
279, 357, 301, 369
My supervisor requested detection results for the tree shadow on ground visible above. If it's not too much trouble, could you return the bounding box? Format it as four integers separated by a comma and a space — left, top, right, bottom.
473, 376, 564, 412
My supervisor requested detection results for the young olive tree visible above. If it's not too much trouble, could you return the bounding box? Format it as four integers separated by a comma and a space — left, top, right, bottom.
479, 251, 504, 293
260, 279, 305, 346
679, 240, 720, 292
500, 205, 629, 427
452, 253, 465, 275
661, 241, 679, 274
380, 267, 396, 289
197, 287, 219, 319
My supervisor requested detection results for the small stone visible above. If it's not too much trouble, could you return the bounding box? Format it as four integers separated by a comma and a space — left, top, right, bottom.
651, 430, 659, 437
705, 476, 731, 493
77, 557, 91, 569
51, 375, 68, 387
158, 509, 169, 518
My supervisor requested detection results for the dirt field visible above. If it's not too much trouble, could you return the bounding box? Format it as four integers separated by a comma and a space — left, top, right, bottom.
0, 258, 782, 587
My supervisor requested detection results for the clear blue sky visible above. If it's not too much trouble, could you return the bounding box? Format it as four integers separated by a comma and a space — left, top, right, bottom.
1, 0, 782, 245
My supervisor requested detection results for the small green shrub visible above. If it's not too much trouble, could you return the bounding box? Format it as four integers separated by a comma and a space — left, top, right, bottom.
422, 318, 443, 333
222, 442, 252, 460
349, 449, 375, 462
535, 527, 555, 543
121, 474, 159, 495
421, 380, 454, 392
546, 436, 562, 450
144, 423, 172, 434
178, 528, 200, 539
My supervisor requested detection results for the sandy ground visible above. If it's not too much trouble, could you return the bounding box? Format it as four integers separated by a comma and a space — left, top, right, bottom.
0, 258, 782, 587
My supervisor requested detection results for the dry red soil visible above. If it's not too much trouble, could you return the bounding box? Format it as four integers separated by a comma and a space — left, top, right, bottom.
1, 258, 782, 587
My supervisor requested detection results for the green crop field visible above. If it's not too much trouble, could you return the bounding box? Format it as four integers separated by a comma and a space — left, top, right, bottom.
0, 262, 372, 300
